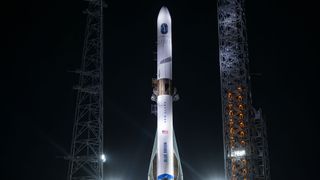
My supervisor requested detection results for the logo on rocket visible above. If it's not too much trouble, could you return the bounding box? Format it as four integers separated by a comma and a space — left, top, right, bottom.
161, 23, 168, 34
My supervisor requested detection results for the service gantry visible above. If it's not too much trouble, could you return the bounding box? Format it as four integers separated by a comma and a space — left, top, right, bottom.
217, 0, 270, 179
66, 1, 106, 180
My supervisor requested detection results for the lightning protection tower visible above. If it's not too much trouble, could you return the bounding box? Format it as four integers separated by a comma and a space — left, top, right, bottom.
66, 1, 106, 180
217, 0, 270, 179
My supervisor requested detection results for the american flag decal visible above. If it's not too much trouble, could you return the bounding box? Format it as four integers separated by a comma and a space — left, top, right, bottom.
162, 130, 168, 134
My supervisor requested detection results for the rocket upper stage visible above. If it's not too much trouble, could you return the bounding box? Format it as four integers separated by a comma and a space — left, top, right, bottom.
157, 6, 172, 80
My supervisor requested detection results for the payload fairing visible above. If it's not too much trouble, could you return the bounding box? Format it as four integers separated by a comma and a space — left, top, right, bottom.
148, 6, 183, 180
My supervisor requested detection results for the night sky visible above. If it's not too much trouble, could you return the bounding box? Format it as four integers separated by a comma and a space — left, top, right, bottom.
5, 0, 319, 179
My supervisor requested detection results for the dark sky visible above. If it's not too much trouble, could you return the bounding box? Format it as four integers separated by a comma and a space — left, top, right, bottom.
5, 0, 319, 179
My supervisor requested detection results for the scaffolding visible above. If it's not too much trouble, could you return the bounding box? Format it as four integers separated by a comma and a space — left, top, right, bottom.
66, 1, 106, 180
217, 0, 270, 179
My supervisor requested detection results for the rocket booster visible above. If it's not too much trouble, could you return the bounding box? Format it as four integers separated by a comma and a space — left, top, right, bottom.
156, 6, 174, 180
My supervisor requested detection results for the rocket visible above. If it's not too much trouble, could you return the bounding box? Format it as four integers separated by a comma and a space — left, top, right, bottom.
148, 6, 183, 180
156, 6, 174, 180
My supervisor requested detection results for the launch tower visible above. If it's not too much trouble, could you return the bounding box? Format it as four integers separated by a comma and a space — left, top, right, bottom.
66, 1, 106, 180
217, 0, 270, 179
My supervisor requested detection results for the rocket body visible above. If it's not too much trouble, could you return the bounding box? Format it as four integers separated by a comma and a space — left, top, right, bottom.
156, 6, 174, 180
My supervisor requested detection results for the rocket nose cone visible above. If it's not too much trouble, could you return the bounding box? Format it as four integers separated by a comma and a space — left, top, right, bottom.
159, 6, 169, 15
157, 6, 171, 23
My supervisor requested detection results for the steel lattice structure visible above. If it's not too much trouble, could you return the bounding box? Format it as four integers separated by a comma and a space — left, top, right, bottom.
217, 0, 270, 179
251, 109, 271, 179
67, 1, 105, 180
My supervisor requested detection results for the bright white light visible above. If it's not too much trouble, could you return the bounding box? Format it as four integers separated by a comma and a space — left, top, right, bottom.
101, 154, 106, 162
231, 149, 246, 157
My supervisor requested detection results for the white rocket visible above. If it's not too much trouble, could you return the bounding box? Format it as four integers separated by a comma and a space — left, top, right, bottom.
156, 6, 174, 180
148, 6, 183, 180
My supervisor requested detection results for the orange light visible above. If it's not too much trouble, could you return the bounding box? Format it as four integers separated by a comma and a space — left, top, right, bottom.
237, 95, 243, 101
230, 139, 235, 147
239, 104, 244, 110
242, 168, 247, 175
239, 113, 244, 119
240, 131, 245, 137
229, 110, 234, 116
227, 92, 233, 99
239, 121, 245, 128
229, 121, 234, 126
240, 140, 246, 145
230, 128, 235, 135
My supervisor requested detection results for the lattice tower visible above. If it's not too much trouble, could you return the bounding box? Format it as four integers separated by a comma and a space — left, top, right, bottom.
217, 0, 270, 179
66, 1, 105, 180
